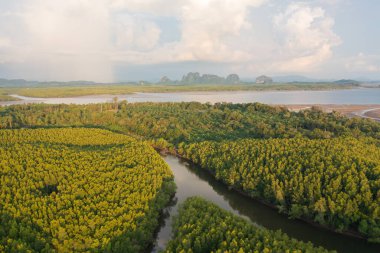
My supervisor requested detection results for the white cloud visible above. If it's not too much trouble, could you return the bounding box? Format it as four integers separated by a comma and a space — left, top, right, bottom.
345, 53, 380, 73
0, 36, 12, 64
1, 0, 114, 81
272, 2, 341, 72
114, 16, 161, 51
176, 0, 266, 62
0, 0, 268, 80
318, 0, 342, 5
112, 0, 267, 64
108, 0, 186, 16
0, 37, 11, 48
0, 0, 347, 81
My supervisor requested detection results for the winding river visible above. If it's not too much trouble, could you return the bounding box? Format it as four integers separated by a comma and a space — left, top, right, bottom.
152, 155, 380, 253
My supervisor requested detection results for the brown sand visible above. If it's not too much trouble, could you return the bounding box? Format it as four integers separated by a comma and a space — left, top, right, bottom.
279, 104, 380, 121
365, 109, 380, 119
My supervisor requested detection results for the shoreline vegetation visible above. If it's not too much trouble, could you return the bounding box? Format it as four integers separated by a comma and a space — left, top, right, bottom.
156, 147, 375, 243
284, 104, 380, 121
163, 150, 379, 242
0, 82, 360, 101
0, 94, 20, 101
171, 137, 379, 242
164, 197, 334, 252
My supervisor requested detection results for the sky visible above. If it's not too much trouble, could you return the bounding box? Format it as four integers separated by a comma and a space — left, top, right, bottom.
0, 0, 379, 82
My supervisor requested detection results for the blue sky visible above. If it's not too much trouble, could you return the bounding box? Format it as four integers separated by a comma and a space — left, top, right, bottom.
0, 0, 379, 82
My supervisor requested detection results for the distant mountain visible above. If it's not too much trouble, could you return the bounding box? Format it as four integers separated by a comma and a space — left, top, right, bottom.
226, 74, 240, 84
333, 79, 360, 85
272, 75, 332, 83
0, 78, 98, 87
255, 75, 273, 84
159, 72, 241, 85
349, 77, 380, 83
1, 75, 372, 87
0, 78, 38, 87
158, 76, 173, 84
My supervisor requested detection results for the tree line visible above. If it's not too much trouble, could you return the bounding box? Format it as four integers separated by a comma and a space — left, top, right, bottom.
1, 102, 379, 143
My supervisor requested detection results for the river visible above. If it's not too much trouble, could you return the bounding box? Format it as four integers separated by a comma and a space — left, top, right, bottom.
2, 88, 380, 106
152, 155, 380, 253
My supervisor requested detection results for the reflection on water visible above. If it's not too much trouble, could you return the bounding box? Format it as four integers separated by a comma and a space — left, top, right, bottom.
2, 88, 380, 106
152, 155, 380, 253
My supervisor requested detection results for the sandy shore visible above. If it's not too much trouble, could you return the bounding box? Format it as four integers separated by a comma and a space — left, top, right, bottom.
280, 104, 380, 122
365, 108, 380, 119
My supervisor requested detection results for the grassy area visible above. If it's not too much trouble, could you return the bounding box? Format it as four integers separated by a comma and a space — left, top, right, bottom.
0, 93, 19, 102
0, 82, 356, 99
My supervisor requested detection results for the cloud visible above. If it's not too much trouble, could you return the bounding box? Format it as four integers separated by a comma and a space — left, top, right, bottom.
112, 0, 267, 64
318, 0, 343, 5
0, 36, 12, 64
272, 2, 341, 72
176, 0, 266, 62
113, 15, 161, 51
108, 0, 186, 16
0, 0, 268, 80
0, 0, 114, 81
0, 37, 10, 48
345, 53, 380, 73
0, 0, 347, 81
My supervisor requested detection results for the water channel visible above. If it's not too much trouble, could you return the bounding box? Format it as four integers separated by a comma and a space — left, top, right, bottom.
2, 88, 380, 106
152, 155, 380, 253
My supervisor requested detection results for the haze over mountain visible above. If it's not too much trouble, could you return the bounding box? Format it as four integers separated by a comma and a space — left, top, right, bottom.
159, 72, 241, 85
0, 1, 379, 82
271, 75, 333, 83
0, 73, 370, 88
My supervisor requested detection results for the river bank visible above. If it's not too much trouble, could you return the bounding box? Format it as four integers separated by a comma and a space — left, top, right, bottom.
0, 83, 359, 101
158, 148, 369, 241
363, 108, 380, 121
283, 104, 380, 121
1, 88, 380, 106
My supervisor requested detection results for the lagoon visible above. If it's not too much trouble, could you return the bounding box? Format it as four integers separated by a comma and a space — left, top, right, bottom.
2, 88, 380, 106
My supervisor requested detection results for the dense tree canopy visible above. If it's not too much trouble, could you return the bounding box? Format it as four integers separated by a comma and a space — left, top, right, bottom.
164, 197, 333, 253
1, 102, 379, 143
1, 102, 379, 248
0, 128, 175, 252
179, 137, 380, 242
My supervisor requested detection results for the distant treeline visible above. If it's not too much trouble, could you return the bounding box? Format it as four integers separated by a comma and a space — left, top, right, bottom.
1, 102, 379, 141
